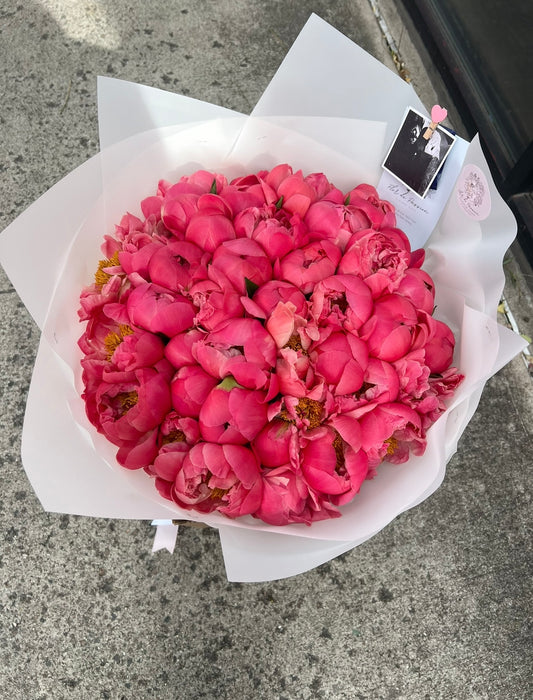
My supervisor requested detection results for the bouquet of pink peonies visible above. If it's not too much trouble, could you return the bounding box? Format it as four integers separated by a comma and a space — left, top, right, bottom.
79, 164, 463, 526
0, 15, 526, 580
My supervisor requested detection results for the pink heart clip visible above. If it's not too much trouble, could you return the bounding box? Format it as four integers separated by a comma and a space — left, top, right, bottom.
431, 105, 447, 123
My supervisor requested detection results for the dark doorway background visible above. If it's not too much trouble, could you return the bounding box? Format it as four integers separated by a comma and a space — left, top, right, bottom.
398, 0, 533, 279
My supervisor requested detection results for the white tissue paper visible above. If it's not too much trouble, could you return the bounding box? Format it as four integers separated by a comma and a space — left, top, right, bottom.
0, 15, 526, 581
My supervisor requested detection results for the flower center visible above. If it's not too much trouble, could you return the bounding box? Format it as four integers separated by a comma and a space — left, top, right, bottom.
353, 382, 374, 399
284, 333, 306, 354
278, 406, 292, 423
209, 487, 229, 500
385, 437, 398, 455
333, 431, 345, 473
94, 251, 120, 288
333, 294, 349, 313
116, 390, 138, 415
295, 397, 323, 429
104, 324, 134, 359
205, 472, 229, 500
302, 248, 326, 269
160, 430, 186, 445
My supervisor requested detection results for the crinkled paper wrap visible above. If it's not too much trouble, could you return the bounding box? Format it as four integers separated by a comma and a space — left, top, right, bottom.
0, 15, 526, 581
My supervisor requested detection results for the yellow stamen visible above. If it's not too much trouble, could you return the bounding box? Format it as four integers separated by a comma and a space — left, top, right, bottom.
210, 487, 228, 500
117, 390, 138, 415
104, 324, 134, 359
333, 431, 345, 470
284, 333, 306, 354
279, 398, 324, 428
295, 397, 323, 429
94, 251, 120, 288
160, 430, 186, 446
385, 437, 398, 456
278, 406, 293, 423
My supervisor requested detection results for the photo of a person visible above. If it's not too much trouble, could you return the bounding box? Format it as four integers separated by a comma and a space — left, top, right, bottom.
382, 108, 456, 197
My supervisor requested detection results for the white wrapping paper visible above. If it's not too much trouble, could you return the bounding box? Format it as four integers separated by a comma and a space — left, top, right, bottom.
0, 15, 526, 581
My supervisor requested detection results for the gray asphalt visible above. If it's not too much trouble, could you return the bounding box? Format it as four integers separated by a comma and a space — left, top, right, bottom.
1, 1, 532, 698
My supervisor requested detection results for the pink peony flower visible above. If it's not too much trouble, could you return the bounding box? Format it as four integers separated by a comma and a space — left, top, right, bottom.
394, 349, 431, 400
280, 239, 341, 294
312, 331, 368, 395
140, 194, 163, 221
395, 268, 435, 314
360, 358, 401, 405
250, 211, 309, 258
118, 241, 163, 282
148, 240, 208, 291
299, 425, 370, 506
193, 317, 277, 390
164, 328, 205, 369
304, 200, 345, 243
189, 266, 244, 331
300, 428, 354, 496
309, 273, 373, 331
126, 282, 196, 336
210, 237, 272, 295
265, 300, 319, 352
251, 419, 296, 467
114, 211, 145, 239
275, 348, 322, 399
254, 464, 341, 526
263, 165, 318, 217
199, 385, 268, 444
344, 183, 396, 229
79, 269, 123, 321
91, 365, 172, 445
170, 442, 263, 517
358, 402, 425, 467
161, 192, 200, 236
412, 311, 456, 374
109, 326, 165, 372
171, 365, 219, 418
146, 413, 200, 482
78, 309, 121, 360
79, 166, 463, 527
359, 293, 418, 362
186, 169, 229, 192
304, 172, 343, 201
115, 429, 160, 470
243, 279, 308, 320
338, 227, 412, 297
185, 211, 236, 253
219, 179, 268, 215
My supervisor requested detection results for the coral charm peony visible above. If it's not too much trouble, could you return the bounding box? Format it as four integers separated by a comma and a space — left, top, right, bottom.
78, 164, 463, 526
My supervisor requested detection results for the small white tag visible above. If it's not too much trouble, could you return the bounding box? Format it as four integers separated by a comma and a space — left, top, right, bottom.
151, 519, 179, 554
456, 164, 492, 220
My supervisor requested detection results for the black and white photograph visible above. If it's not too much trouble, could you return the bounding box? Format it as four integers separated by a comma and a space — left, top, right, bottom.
382, 107, 457, 197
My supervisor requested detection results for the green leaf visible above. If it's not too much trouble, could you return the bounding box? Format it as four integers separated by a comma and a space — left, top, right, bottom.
244, 277, 259, 297
275, 196, 284, 210
217, 375, 244, 391
210, 178, 217, 194
344, 194, 351, 205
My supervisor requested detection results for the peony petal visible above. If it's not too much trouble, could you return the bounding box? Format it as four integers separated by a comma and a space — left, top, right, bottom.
185, 213, 236, 252
116, 429, 159, 470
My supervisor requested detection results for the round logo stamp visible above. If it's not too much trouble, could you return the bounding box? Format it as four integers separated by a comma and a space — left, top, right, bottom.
456, 164, 491, 220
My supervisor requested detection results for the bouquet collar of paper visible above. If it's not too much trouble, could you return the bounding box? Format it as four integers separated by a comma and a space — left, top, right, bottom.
0, 15, 526, 582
